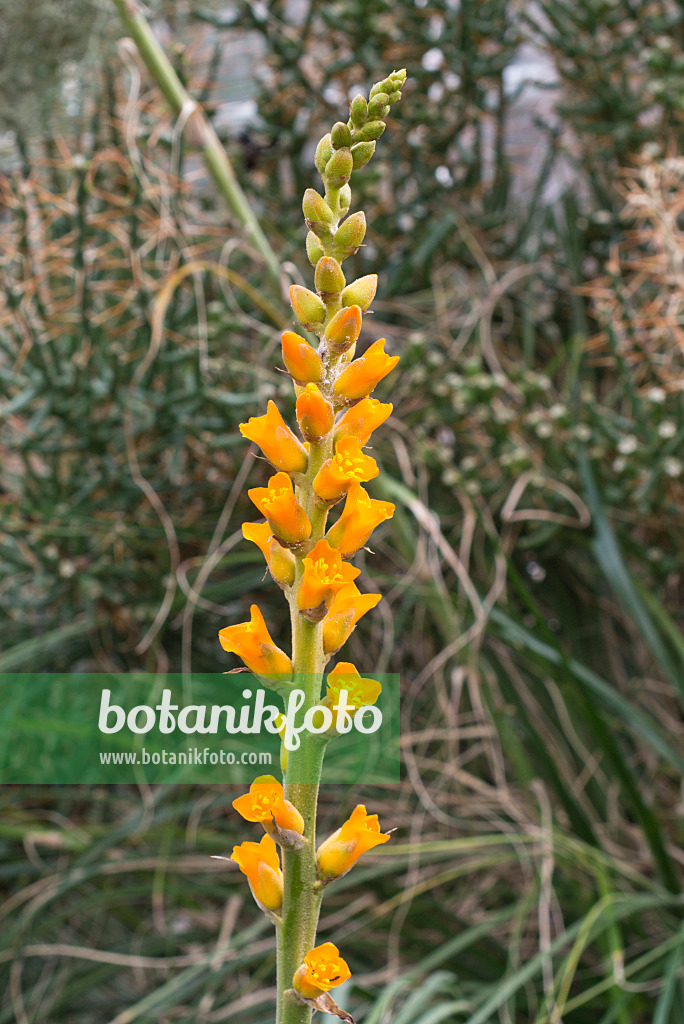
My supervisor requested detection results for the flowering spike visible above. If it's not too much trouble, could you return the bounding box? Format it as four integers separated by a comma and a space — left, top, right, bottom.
242, 521, 296, 588
316, 805, 390, 881
325, 482, 395, 557
233, 774, 305, 835
323, 583, 382, 655
218, 605, 293, 679
231, 833, 283, 912
293, 942, 351, 999
333, 339, 399, 402
313, 437, 379, 504
248, 472, 311, 547
240, 401, 308, 474
296, 384, 335, 441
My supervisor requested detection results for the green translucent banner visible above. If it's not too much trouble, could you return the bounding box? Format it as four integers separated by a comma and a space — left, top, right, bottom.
0, 673, 400, 784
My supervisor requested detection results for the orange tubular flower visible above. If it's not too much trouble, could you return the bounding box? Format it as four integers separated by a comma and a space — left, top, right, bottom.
297, 539, 360, 618
296, 384, 335, 441
322, 583, 381, 655
248, 472, 311, 547
312, 437, 378, 504
231, 833, 283, 912
281, 331, 325, 385
219, 605, 293, 679
293, 942, 351, 999
324, 662, 382, 711
325, 482, 395, 557
242, 521, 296, 588
239, 401, 308, 474
333, 338, 399, 402
334, 396, 393, 445
233, 774, 305, 834
317, 805, 390, 881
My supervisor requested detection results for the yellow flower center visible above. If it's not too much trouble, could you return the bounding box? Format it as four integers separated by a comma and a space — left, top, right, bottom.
334, 454, 365, 479
329, 679, 365, 709
313, 557, 343, 585
309, 958, 342, 986
262, 487, 289, 509
252, 793, 276, 818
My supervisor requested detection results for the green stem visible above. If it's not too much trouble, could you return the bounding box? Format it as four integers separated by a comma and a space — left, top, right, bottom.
112, 0, 282, 288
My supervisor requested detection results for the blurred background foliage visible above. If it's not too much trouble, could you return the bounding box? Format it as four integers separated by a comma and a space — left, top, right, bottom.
1, 0, 684, 1021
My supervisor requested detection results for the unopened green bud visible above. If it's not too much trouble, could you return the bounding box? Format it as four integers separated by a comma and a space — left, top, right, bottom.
341, 274, 377, 311
325, 148, 353, 188
306, 231, 325, 266
351, 141, 376, 169
355, 120, 386, 142
290, 285, 326, 331
315, 134, 333, 175
331, 121, 353, 149
391, 69, 407, 87
303, 189, 333, 234
370, 79, 392, 98
332, 211, 366, 260
368, 92, 389, 116
315, 256, 346, 299
388, 89, 402, 104
339, 185, 351, 210
350, 95, 367, 126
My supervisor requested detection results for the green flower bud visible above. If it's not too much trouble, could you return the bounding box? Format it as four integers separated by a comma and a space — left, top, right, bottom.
315, 256, 346, 299
303, 188, 334, 234
331, 121, 353, 149
315, 134, 333, 175
290, 285, 326, 331
370, 79, 392, 98
339, 184, 352, 210
325, 148, 354, 188
306, 231, 325, 266
340, 274, 377, 311
349, 95, 367, 126
332, 211, 366, 260
368, 92, 389, 116
388, 89, 402, 104
355, 120, 386, 142
351, 141, 376, 169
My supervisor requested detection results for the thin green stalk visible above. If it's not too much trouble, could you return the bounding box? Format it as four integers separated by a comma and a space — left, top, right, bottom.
112, 0, 282, 289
